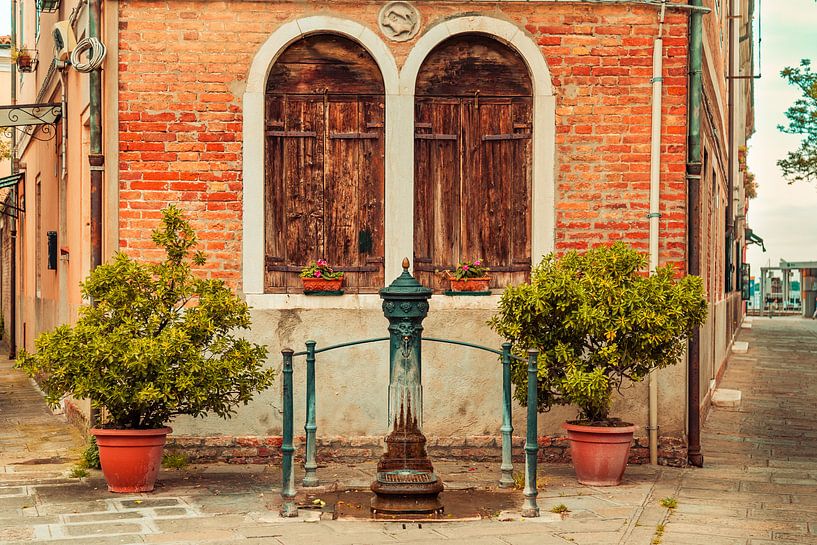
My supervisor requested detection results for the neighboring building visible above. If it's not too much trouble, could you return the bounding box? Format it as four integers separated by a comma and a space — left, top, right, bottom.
1, 35, 13, 346
3, 0, 755, 467
0, 36, 10, 178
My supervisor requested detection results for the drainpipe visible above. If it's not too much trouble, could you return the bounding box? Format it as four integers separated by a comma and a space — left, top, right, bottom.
89, 0, 104, 275
686, 0, 705, 468
88, 0, 104, 427
8, 0, 18, 359
724, 0, 736, 297
58, 71, 69, 326
647, 1, 667, 466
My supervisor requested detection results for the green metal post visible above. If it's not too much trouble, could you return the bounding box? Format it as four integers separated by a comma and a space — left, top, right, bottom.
686, 0, 705, 469
303, 340, 318, 487
521, 349, 540, 517
280, 349, 297, 517
499, 342, 514, 488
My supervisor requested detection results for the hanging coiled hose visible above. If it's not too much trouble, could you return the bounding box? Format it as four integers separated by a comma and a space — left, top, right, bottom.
70, 37, 107, 72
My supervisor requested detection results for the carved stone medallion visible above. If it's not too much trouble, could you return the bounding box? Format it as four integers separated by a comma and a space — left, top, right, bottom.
378, 2, 421, 42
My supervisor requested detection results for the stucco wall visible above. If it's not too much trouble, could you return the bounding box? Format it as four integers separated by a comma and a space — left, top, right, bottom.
169, 304, 688, 451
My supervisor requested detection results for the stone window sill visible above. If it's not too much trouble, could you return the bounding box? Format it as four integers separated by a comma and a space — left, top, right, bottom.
244, 293, 502, 311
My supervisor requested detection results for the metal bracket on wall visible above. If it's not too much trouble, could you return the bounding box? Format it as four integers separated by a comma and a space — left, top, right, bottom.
0, 103, 62, 142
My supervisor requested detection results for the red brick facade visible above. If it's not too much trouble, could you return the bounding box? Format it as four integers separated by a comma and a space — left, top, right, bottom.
117, 1, 691, 285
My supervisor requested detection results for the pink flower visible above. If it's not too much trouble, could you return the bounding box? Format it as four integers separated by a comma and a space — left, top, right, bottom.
314, 270, 322, 278
462, 265, 469, 271
474, 260, 482, 266
317, 259, 327, 267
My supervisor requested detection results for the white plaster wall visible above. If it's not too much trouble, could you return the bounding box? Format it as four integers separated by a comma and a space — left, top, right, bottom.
714, 299, 728, 376
170, 306, 688, 439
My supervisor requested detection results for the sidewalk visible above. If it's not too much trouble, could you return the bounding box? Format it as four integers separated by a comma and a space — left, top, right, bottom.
1, 317, 816, 544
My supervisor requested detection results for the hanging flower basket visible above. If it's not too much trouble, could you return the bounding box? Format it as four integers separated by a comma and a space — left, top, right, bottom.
13, 49, 38, 73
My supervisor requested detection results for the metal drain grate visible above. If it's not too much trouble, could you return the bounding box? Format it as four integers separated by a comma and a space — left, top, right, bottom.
378, 471, 437, 484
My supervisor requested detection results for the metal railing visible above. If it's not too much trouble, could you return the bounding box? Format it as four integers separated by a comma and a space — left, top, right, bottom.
279, 337, 540, 518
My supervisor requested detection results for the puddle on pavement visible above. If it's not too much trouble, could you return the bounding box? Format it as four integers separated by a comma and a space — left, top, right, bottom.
299, 488, 519, 521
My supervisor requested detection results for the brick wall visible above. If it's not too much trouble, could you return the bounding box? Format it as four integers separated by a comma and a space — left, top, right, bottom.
165, 433, 688, 467
117, 1, 691, 284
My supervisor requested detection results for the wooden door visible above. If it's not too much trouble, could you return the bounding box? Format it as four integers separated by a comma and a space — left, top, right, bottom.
264, 35, 385, 293
414, 35, 532, 291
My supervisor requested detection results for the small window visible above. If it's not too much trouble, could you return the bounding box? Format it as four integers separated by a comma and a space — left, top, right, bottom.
35, 0, 41, 41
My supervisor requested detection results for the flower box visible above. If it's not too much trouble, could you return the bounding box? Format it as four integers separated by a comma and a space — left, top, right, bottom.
301, 276, 343, 293
448, 276, 491, 293
300, 259, 344, 294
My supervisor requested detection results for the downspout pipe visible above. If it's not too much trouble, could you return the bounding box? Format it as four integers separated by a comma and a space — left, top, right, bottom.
686, 0, 705, 468
9, 0, 18, 359
725, 0, 736, 295
88, 0, 104, 427
89, 0, 104, 275
647, 1, 666, 466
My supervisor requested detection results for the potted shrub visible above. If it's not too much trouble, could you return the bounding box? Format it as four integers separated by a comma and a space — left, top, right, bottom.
300, 259, 344, 293
16, 206, 274, 493
446, 258, 490, 293
489, 243, 706, 485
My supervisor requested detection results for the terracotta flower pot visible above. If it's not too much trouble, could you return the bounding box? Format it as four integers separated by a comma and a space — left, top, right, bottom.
563, 421, 636, 486
449, 276, 490, 292
301, 276, 343, 293
91, 427, 172, 493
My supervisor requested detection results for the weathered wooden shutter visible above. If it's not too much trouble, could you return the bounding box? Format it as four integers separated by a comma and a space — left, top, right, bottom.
325, 96, 385, 293
264, 95, 325, 293
264, 35, 385, 293
414, 98, 460, 291
414, 35, 533, 291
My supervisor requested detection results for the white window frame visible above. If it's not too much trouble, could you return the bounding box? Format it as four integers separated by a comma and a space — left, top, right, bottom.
242, 15, 556, 310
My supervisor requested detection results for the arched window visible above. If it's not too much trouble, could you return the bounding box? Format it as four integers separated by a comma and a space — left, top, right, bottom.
264, 34, 385, 293
413, 35, 532, 291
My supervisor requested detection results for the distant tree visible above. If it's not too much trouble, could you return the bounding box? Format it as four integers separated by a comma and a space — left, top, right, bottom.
778, 59, 817, 184
0, 134, 10, 162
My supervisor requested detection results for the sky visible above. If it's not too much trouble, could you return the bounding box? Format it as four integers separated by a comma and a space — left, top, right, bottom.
0, 1, 813, 277
744, 0, 817, 277
0, 0, 8, 36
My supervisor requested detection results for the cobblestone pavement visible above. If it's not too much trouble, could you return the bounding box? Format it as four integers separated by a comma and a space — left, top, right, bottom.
1, 317, 816, 544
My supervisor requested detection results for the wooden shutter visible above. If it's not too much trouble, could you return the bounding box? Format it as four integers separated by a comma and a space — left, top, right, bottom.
414, 34, 533, 291
264, 95, 326, 293
325, 96, 385, 293
414, 98, 460, 291
264, 34, 385, 293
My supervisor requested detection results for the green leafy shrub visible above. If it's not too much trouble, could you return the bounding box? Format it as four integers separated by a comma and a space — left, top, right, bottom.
162, 451, 189, 469
489, 243, 706, 424
80, 437, 100, 470
16, 206, 274, 429
550, 503, 570, 514
69, 467, 89, 479
660, 497, 678, 509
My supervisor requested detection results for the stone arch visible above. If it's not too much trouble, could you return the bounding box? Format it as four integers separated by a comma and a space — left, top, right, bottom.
243, 17, 399, 295
400, 16, 556, 266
